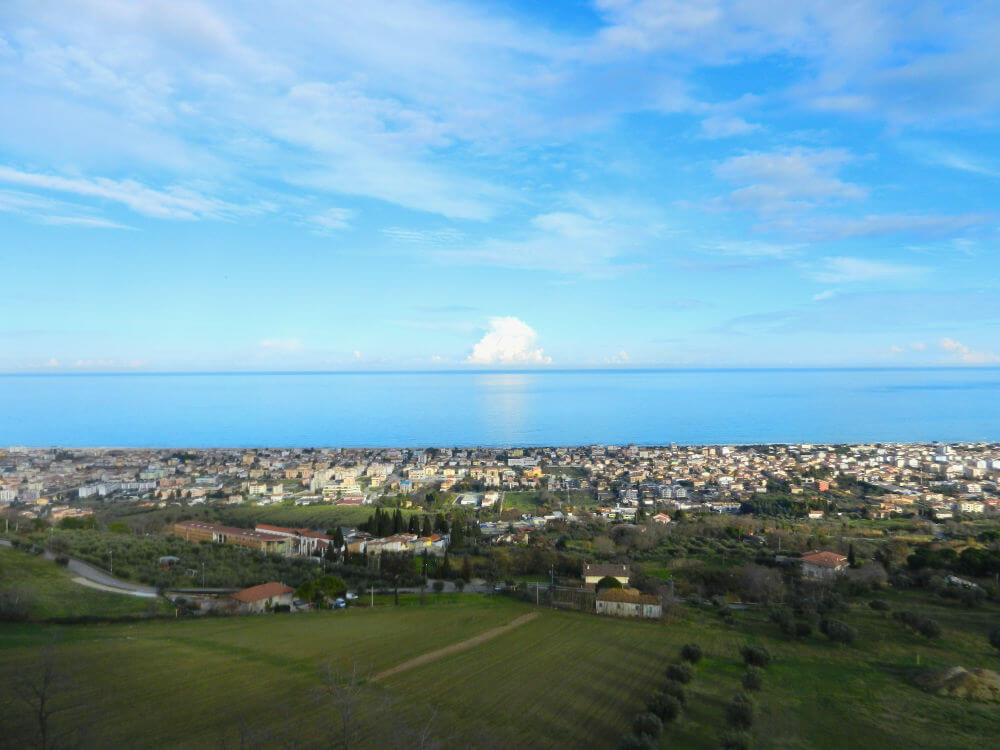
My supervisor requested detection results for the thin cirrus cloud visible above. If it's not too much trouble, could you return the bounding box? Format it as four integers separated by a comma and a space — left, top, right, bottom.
808, 257, 929, 283
714, 148, 867, 216
0, 165, 231, 220
308, 207, 355, 232
699, 115, 761, 139
1, 2, 1000, 369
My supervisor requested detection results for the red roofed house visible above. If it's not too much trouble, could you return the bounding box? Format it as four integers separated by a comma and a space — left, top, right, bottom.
230, 582, 294, 614
799, 550, 848, 581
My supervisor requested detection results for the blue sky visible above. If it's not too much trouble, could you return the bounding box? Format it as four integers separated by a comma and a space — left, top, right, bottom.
2, 0, 999, 371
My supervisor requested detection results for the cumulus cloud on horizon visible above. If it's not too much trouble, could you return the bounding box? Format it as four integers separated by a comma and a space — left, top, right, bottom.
939, 337, 1000, 364
466, 317, 551, 365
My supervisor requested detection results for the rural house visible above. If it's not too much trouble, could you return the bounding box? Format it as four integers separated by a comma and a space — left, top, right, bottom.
583, 563, 631, 589
229, 582, 295, 614
799, 550, 848, 580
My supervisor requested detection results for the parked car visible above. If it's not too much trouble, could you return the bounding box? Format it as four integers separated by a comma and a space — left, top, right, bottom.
333, 598, 347, 609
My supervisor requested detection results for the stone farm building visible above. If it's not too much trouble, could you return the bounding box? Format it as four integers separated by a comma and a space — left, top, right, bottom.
596, 588, 661, 619
172, 520, 289, 554
229, 582, 294, 614
583, 563, 631, 589
799, 549, 849, 580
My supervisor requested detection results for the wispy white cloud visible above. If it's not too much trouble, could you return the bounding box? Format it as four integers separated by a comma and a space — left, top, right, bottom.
0, 165, 232, 220
699, 115, 760, 139
713, 239, 799, 258
715, 148, 866, 216
467, 317, 551, 365
72, 358, 147, 369
258, 338, 305, 352
809, 256, 929, 283
435, 196, 663, 275
0, 188, 132, 228
308, 207, 354, 232
776, 212, 993, 242
382, 227, 466, 245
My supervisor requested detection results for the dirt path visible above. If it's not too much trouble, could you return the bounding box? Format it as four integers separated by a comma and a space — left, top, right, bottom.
370, 612, 540, 682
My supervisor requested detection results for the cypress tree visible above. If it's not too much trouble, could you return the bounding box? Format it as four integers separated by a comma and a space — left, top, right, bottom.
451, 519, 465, 548
421, 515, 433, 537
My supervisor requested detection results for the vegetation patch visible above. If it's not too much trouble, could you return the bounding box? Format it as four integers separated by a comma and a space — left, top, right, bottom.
912, 667, 1000, 703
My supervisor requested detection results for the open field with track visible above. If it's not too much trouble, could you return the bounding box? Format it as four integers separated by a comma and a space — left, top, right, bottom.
3, 564, 999, 749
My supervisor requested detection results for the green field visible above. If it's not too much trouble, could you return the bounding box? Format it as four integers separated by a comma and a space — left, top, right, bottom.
3, 587, 999, 748
0, 545, 169, 620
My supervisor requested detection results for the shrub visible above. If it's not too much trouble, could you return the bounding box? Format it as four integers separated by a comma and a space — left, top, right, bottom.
647, 691, 681, 722
619, 733, 656, 750
596, 575, 623, 591
720, 730, 753, 750
869, 599, 889, 611
917, 618, 941, 638
725, 693, 756, 730
661, 679, 686, 705
432, 580, 445, 593
893, 610, 941, 639
631, 712, 663, 740
54, 555, 69, 566
681, 642, 703, 663
740, 644, 771, 668
769, 605, 795, 635
742, 667, 763, 691
820, 618, 858, 645
794, 621, 813, 638
989, 628, 1000, 652
666, 662, 694, 684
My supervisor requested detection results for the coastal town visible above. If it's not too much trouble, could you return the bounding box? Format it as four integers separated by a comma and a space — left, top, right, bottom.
4, 445, 1000, 746
3, 442, 998, 529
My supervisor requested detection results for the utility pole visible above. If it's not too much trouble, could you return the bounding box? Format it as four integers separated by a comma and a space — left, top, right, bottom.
108, 548, 113, 575
201, 562, 206, 588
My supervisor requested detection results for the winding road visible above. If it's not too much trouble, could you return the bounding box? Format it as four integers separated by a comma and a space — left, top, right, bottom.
1, 537, 159, 598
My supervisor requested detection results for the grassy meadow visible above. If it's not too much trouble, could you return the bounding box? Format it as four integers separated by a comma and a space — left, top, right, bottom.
0, 545, 169, 620
2, 577, 1000, 748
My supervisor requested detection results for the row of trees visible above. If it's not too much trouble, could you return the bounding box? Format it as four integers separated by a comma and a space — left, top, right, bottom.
620, 643, 703, 749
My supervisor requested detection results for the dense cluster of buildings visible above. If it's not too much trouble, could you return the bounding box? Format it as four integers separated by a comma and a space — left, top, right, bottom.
170, 519, 450, 559
2, 442, 999, 524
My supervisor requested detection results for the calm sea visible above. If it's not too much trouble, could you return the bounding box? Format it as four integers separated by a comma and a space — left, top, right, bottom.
0, 369, 998, 447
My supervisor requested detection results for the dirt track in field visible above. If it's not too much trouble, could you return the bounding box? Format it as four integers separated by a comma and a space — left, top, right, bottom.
370, 612, 540, 682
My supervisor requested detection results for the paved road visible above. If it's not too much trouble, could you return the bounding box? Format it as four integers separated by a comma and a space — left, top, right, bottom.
2, 537, 159, 597
53, 554, 160, 598
3, 538, 494, 598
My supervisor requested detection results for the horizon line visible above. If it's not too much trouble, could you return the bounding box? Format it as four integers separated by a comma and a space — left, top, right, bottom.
3, 365, 1000, 377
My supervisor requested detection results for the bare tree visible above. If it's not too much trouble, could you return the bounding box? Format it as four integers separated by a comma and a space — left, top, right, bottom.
317, 660, 370, 750
10, 643, 86, 750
